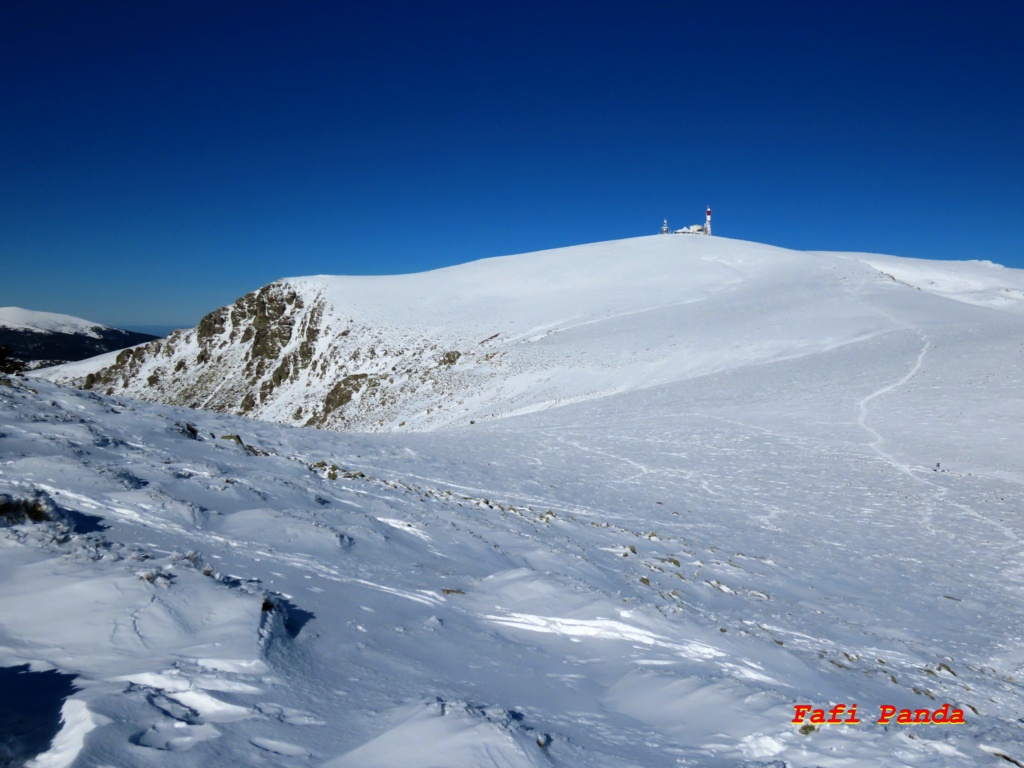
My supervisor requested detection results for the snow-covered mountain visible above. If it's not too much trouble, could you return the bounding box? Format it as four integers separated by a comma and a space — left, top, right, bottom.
0, 307, 157, 372
41, 235, 1024, 433
6, 236, 1024, 766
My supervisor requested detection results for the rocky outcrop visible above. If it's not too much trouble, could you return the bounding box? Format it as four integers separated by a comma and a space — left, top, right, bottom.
74, 280, 480, 431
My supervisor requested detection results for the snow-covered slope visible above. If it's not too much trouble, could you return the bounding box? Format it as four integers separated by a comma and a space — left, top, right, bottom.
0, 307, 157, 371
839, 253, 1024, 314
0, 307, 107, 337
3, 316, 1024, 766
41, 235, 1024, 432
7, 237, 1024, 765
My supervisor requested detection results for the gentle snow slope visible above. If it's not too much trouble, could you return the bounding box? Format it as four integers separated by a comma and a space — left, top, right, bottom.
39, 235, 1024, 432
0, 307, 106, 338
5, 236, 1024, 766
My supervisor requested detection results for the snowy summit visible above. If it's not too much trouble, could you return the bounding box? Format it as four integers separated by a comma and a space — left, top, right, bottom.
0, 307, 108, 337
41, 234, 1024, 433
5, 235, 1024, 766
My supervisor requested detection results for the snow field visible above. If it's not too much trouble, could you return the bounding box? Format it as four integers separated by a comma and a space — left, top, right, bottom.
0, 307, 106, 338
42, 234, 1024, 435
6, 235, 1024, 765
4, 348, 1024, 766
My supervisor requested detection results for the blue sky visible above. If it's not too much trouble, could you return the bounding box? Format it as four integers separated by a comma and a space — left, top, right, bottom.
2, 1, 1022, 329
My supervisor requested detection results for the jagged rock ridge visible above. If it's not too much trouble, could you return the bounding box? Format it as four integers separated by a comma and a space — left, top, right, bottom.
75, 281, 484, 430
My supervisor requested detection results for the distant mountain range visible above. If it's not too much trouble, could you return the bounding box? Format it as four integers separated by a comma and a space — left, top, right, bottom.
0, 307, 158, 372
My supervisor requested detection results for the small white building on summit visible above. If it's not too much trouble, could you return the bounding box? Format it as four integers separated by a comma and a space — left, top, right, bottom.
661, 206, 712, 236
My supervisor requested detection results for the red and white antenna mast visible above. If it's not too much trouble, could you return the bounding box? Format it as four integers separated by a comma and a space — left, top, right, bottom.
704, 206, 712, 236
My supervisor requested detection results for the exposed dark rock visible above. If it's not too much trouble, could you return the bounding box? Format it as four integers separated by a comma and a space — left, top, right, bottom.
323, 374, 369, 414
55, 278, 481, 432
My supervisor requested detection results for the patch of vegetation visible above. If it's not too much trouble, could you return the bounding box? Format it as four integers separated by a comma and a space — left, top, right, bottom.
323, 374, 369, 414
0, 344, 25, 374
310, 460, 339, 480
308, 461, 365, 480
0, 494, 54, 525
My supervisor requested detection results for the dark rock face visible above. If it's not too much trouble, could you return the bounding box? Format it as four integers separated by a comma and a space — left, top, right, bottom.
60, 279, 477, 432
82, 282, 334, 419
0, 326, 158, 370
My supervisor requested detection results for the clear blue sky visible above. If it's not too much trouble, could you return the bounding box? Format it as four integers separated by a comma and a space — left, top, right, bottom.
2, 1, 1022, 329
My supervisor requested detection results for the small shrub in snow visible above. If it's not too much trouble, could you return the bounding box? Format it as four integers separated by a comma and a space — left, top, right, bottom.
0, 493, 56, 525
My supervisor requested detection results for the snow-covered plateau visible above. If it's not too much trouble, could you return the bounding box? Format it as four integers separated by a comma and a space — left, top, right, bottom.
0, 308, 109, 339
5, 235, 1024, 766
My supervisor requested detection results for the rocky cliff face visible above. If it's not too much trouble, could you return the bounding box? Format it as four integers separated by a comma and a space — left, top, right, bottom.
76, 280, 482, 431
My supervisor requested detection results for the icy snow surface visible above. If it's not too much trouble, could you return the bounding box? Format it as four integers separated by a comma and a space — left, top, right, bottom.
5, 236, 1024, 766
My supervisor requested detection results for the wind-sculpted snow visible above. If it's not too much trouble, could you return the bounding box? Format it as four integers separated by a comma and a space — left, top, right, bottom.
7, 237, 1024, 764
3, 274, 1024, 768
